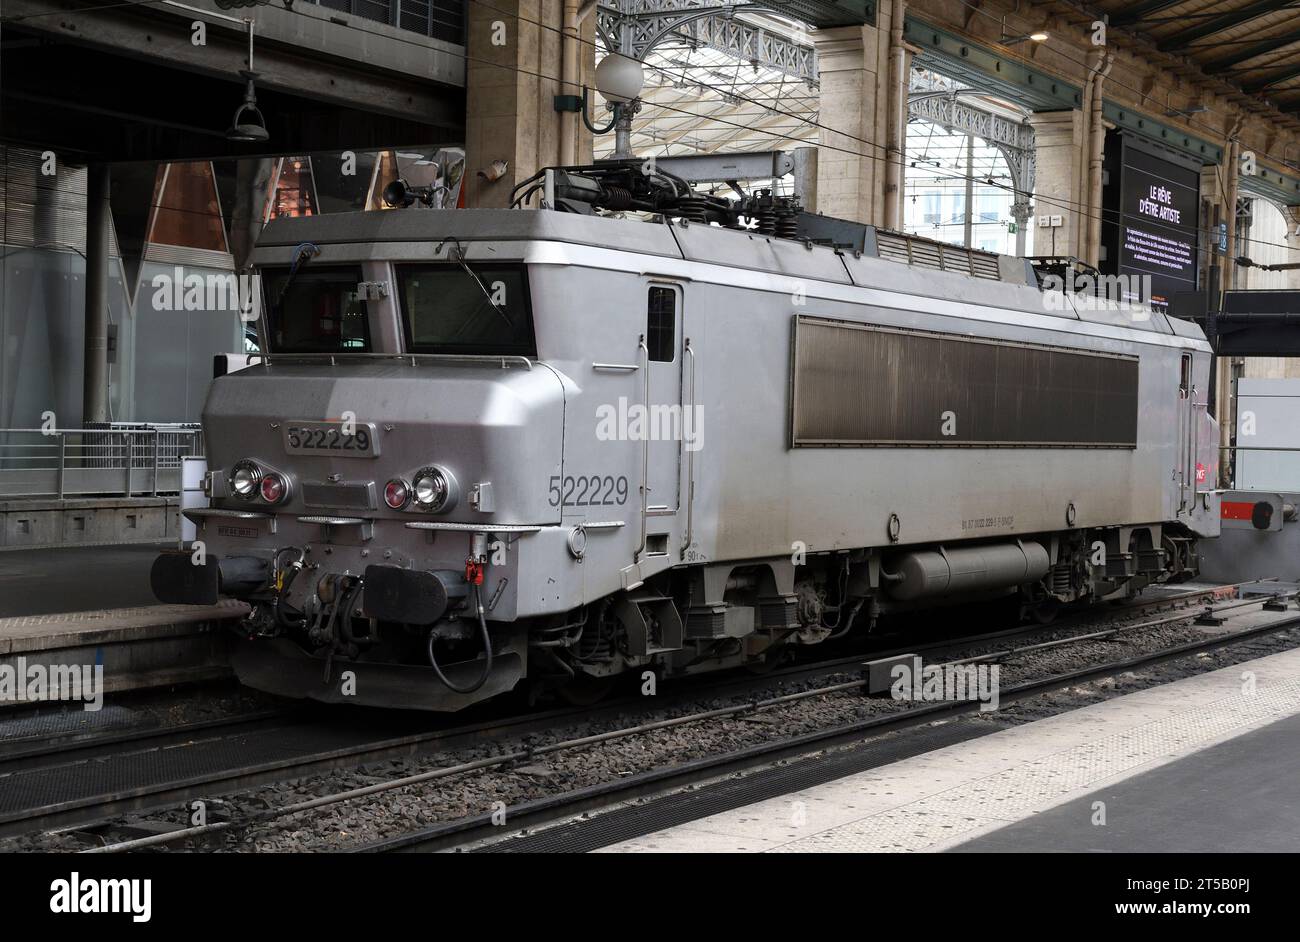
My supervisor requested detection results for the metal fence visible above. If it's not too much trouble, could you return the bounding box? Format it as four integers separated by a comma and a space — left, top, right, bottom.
0, 424, 205, 498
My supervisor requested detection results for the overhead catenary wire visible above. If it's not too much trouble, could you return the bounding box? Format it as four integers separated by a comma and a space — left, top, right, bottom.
9, 0, 1300, 255
279, 0, 1300, 254
452, 0, 1300, 252
6, 0, 1299, 173
462, 0, 1300, 190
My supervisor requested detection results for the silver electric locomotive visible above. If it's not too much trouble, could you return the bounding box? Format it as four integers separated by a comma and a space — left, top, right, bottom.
152, 164, 1221, 709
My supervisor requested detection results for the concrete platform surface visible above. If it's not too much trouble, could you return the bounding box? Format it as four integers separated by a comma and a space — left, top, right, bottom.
0, 600, 249, 654
0, 601, 247, 705
597, 646, 1300, 853
949, 711, 1300, 852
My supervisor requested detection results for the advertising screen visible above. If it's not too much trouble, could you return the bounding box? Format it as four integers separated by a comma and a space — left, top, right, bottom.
1114, 138, 1201, 310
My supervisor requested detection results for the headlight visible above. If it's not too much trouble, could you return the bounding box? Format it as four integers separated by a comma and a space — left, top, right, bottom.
411, 466, 456, 512
230, 460, 263, 499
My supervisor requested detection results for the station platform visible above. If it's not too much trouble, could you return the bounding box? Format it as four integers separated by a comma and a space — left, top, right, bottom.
0, 601, 245, 706
0, 542, 171, 617
0, 496, 182, 553
0, 541, 246, 705
598, 645, 1300, 853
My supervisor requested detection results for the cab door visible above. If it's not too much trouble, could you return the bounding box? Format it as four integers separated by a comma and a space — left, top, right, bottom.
1176, 351, 1195, 515
644, 283, 684, 516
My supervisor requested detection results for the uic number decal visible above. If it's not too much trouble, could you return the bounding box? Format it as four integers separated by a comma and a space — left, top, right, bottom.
548, 474, 629, 507
287, 426, 370, 450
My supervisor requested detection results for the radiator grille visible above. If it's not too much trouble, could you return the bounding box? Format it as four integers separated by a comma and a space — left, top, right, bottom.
301, 481, 375, 510
873, 231, 1002, 281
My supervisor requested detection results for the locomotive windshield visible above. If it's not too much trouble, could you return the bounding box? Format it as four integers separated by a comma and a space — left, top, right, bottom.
396, 263, 536, 356
261, 265, 370, 353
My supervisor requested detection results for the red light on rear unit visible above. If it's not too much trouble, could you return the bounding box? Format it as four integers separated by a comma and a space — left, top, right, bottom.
260, 473, 287, 504
384, 479, 410, 509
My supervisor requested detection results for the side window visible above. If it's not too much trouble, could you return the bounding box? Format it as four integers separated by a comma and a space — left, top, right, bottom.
647, 286, 676, 362
1180, 353, 1192, 399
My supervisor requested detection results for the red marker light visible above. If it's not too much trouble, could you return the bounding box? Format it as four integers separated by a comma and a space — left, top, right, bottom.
260, 473, 286, 504
384, 479, 409, 510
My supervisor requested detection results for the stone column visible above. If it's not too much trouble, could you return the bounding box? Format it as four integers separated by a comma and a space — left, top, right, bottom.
1284, 205, 1300, 294
812, 23, 891, 227
463, 0, 593, 209
1026, 110, 1086, 259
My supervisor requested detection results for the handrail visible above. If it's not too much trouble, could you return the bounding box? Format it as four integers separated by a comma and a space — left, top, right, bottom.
0, 426, 199, 434
683, 337, 697, 554
1218, 442, 1300, 494
245, 352, 534, 370
634, 334, 650, 565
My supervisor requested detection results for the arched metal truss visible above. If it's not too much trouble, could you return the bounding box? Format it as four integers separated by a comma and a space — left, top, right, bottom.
907, 91, 1036, 226
596, 1, 818, 84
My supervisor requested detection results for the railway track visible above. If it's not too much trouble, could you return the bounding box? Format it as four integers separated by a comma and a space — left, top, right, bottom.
2, 580, 1245, 843
374, 605, 1300, 854
56, 583, 1297, 854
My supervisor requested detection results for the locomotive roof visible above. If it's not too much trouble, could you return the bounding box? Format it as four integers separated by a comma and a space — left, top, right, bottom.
254, 208, 1204, 342
258, 208, 684, 259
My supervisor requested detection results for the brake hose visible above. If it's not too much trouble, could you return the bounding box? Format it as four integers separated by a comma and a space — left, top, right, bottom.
426, 583, 494, 695
273, 547, 307, 629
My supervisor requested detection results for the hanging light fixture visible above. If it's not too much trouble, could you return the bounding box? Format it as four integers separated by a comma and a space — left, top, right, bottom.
1002, 31, 1049, 45
227, 19, 269, 143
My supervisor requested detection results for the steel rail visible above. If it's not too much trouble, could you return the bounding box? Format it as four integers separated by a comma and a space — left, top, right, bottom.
364, 609, 1300, 854
79, 589, 1296, 854
0, 580, 1262, 843
0, 707, 295, 767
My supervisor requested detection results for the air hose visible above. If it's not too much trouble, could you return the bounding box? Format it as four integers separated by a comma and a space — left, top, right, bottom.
426, 583, 494, 694
272, 547, 307, 629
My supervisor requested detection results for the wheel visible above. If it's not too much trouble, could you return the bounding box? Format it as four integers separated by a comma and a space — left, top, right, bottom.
556, 672, 617, 706
1029, 597, 1061, 625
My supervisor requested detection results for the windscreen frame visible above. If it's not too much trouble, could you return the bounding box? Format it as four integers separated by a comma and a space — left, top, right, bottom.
394, 261, 537, 357
259, 263, 371, 354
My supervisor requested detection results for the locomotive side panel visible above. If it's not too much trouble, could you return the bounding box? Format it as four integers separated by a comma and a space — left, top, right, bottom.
705, 284, 1179, 562
529, 245, 1206, 572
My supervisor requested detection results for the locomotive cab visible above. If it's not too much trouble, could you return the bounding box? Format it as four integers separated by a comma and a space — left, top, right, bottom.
154, 217, 578, 708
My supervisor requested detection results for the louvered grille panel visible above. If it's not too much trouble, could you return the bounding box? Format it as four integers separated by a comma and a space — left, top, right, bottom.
791, 316, 1140, 448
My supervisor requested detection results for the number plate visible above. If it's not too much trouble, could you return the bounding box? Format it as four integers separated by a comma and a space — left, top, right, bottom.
282, 421, 380, 457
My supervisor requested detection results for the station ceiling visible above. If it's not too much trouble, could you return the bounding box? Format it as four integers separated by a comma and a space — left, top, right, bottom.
1098, 0, 1300, 113
761, 0, 875, 27
762, 0, 1300, 116
0, 6, 463, 164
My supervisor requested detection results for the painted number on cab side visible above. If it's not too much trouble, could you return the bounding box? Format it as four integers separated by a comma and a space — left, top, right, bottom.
548, 475, 629, 507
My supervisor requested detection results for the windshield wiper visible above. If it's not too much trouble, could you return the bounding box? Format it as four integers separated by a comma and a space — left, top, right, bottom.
436, 237, 514, 328
274, 242, 321, 312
